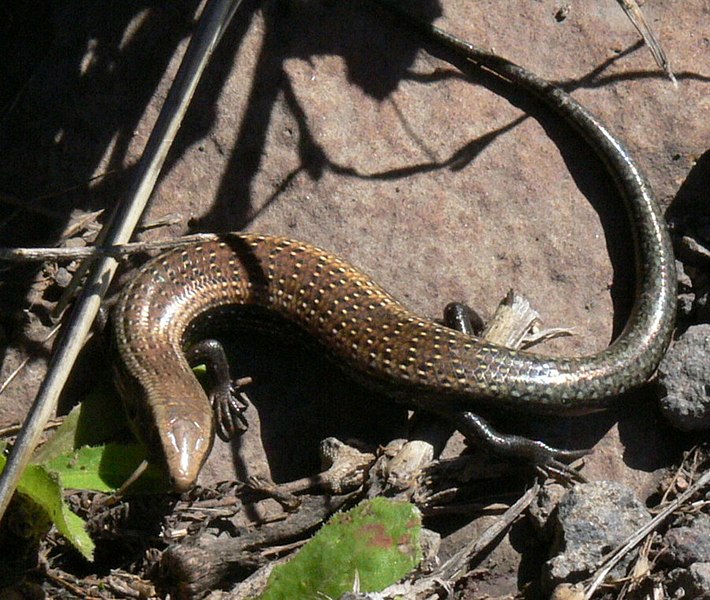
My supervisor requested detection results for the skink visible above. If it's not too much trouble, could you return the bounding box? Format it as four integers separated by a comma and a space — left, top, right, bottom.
112, 11, 676, 491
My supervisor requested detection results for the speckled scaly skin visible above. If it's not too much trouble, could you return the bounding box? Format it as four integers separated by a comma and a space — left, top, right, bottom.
112, 14, 677, 491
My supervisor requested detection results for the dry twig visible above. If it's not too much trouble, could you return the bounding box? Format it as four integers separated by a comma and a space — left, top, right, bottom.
0, 233, 222, 263
615, 0, 677, 86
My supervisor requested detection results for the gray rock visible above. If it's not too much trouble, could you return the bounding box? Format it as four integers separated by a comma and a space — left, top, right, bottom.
667, 563, 710, 599
663, 514, 710, 567
528, 483, 567, 539
544, 481, 651, 587
658, 324, 710, 431
53, 267, 73, 288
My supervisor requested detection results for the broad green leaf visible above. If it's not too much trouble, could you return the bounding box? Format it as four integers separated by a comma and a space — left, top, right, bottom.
33, 384, 132, 465
0, 453, 94, 561
258, 497, 422, 599
73, 382, 132, 447
43, 443, 166, 493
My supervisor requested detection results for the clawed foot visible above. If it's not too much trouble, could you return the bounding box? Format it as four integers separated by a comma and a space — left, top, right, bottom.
185, 338, 253, 441
449, 410, 588, 480
212, 377, 251, 442
537, 459, 588, 484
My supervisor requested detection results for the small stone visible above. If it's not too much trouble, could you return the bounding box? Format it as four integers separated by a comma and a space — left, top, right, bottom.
676, 260, 693, 290
678, 293, 695, 317
63, 236, 87, 248
689, 563, 710, 598
550, 583, 585, 600
696, 285, 710, 322
544, 481, 651, 588
657, 324, 710, 431
679, 233, 710, 269
554, 5, 571, 22
663, 514, 710, 567
53, 267, 73, 288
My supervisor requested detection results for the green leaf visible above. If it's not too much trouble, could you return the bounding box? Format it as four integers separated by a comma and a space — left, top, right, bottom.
258, 497, 422, 599
73, 382, 133, 447
31, 404, 83, 464
0, 453, 94, 561
0, 375, 177, 564
43, 443, 166, 493
32, 384, 132, 465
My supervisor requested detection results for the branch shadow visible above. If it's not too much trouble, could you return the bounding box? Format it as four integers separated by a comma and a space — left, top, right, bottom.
190, 0, 443, 231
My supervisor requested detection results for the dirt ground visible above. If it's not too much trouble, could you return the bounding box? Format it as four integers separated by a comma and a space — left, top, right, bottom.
0, 0, 708, 597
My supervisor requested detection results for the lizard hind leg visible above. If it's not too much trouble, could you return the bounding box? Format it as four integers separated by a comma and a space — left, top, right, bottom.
440, 301, 587, 475
185, 339, 251, 442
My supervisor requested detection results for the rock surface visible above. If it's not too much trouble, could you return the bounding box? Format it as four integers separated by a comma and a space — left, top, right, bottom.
663, 513, 710, 567
1, 0, 705, 501
545, 481, 650, 587
658, 324, 710, 431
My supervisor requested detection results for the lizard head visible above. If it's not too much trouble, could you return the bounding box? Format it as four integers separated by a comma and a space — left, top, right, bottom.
161, 412, 214, 492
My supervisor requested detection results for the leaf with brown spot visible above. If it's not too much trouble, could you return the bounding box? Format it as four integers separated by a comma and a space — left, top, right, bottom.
258, 497, 422, 599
